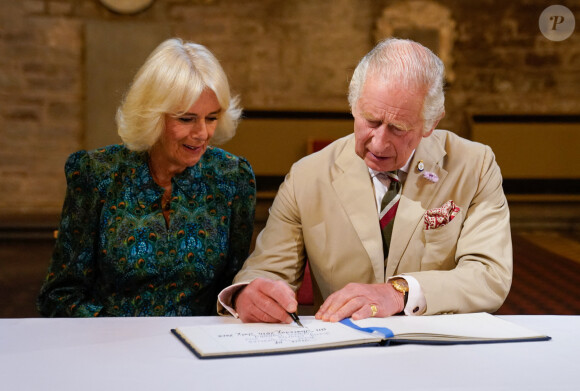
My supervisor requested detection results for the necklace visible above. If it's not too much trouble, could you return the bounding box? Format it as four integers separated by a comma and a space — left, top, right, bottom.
148, 161, 173, 211
161, 191, 172, 211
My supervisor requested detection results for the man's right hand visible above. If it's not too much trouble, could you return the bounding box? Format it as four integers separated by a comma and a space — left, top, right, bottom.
234, 278, 298, 324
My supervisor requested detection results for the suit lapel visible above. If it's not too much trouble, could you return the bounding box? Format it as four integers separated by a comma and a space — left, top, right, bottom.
386, 131, 449, 275
331, 136, 385, 282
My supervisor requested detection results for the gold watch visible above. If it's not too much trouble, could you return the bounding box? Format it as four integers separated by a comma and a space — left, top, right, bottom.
390, 278, 409, 306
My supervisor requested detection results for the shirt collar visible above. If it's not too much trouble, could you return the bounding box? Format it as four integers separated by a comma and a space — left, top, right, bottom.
368, 150, 415, 178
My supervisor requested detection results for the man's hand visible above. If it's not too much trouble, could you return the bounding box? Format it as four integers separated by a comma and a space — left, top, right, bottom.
235, 278, 298, 324
315, 282, 404, 322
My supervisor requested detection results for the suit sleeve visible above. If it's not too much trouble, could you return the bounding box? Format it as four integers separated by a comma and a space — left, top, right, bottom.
231, 164, 307, 291
409, 145, 513, 315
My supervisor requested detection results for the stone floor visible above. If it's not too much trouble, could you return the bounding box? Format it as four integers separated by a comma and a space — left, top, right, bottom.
517, 230, 580, 264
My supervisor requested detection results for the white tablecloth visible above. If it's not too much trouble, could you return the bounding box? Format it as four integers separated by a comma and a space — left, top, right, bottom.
0, 315, 577, 391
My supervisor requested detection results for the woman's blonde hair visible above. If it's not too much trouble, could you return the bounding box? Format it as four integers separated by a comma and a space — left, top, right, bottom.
117, 38, 242, 151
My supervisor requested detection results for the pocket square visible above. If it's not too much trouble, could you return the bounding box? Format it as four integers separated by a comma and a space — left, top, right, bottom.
424, 200, 460, 230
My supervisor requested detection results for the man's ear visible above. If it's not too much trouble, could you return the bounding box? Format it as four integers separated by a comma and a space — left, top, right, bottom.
422, 111, 445, 138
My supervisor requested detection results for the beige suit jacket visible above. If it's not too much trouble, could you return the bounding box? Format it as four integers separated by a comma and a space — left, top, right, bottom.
232, 130, 512, 315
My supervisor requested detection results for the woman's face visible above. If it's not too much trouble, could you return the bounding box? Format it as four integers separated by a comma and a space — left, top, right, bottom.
154, 89, 222, 173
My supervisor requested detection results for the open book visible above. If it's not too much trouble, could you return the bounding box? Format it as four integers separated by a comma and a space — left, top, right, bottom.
171, 313, 550, 359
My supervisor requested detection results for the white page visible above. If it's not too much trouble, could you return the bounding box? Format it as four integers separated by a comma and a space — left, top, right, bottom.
354, 313, 546, 340
175, 318, 381, 356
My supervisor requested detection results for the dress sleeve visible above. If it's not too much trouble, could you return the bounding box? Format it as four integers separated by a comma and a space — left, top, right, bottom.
37, 150, 106, 317
217, 157, 256, 292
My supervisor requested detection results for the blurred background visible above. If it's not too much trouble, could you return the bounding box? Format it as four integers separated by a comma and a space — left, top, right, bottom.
1, 0, 579, 317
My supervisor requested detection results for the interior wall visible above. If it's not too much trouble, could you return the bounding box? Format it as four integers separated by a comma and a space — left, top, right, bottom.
471, 118, 580, 179
0, 0, 579, 217
84, 21, 171, 150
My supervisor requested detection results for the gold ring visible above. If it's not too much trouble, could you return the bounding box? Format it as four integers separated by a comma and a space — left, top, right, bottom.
370, 304, 378, 317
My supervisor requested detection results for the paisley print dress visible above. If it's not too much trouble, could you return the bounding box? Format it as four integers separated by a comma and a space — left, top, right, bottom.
38, 144, 255, 317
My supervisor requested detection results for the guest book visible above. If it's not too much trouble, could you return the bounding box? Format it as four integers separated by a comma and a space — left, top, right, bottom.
171, 313, 550, 359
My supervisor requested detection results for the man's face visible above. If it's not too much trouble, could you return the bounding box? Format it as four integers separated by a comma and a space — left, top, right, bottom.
353, 75, 432, 172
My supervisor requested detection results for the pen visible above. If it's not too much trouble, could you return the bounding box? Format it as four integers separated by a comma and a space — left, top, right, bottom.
289, 312, 304, 327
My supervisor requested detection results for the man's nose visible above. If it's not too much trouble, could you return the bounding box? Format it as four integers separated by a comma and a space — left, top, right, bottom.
372, 125, 392, 148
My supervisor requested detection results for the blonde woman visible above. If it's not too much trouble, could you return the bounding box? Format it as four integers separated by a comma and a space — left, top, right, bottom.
38, 38, 255, 317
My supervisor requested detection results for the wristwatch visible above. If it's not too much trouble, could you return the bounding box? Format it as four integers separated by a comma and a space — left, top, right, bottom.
390, 278, 409, 307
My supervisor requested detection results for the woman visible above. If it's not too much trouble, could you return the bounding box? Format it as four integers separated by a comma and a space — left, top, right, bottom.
37, 38, 256, 317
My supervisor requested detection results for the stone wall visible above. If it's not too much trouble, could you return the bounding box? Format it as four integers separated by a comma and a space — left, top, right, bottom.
1, 0, 579, 217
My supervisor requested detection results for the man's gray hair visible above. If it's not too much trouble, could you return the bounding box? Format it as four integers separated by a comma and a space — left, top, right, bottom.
348, 38, 445, 134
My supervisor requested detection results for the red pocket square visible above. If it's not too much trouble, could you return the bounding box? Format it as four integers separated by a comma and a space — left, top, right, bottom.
424, 200, 460, 230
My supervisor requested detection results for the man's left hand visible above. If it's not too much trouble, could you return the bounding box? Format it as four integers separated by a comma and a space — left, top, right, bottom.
315, 282, 404, 322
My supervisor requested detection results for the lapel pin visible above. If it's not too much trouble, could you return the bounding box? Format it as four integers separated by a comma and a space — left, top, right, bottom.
417, 160, 425, 172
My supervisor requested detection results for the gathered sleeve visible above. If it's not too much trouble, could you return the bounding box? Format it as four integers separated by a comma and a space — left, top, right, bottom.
37, 150, 106, 317
218, 157, 256, 293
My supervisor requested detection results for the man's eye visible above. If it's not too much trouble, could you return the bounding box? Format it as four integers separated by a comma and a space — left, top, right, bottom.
389, 124, 406, 134
367, 120, 381, 128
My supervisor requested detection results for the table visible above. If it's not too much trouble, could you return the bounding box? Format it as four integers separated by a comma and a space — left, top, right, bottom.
1, 315, 578, 390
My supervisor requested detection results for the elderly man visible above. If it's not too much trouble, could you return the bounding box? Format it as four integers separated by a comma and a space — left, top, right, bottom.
219, 38, 512, 323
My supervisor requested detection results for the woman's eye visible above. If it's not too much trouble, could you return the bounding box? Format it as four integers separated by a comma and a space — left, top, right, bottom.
178, 117, 194, 123
206, 116, 218, 122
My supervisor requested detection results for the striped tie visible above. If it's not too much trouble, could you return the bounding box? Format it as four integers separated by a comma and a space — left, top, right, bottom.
379, 171, 401, 259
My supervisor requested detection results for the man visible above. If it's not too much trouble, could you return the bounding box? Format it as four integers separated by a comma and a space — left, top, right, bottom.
218, 38, 512, 323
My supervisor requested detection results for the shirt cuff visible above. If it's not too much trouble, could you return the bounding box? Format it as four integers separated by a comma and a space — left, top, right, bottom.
388, 275, 426, 316
217, 283, 248, 317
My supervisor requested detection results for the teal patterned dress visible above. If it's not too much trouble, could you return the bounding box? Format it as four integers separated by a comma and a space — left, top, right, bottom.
37, 144, 256, 317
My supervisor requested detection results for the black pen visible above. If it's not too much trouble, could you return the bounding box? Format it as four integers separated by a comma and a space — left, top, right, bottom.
289, 312, 304, 327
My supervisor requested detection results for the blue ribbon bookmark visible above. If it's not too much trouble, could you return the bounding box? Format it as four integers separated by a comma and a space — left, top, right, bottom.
340, 318, 394, 338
